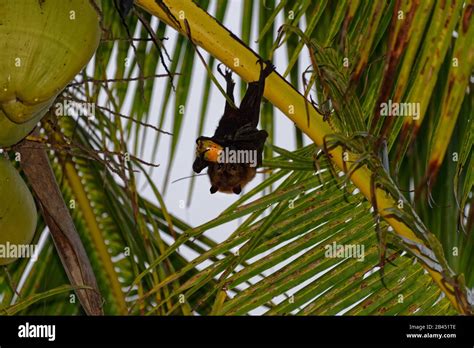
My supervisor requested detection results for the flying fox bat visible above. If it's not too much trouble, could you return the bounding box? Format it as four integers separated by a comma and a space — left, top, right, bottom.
193, 60, 274, 194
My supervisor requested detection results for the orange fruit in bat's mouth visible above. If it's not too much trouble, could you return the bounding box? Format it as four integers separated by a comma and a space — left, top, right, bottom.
196, 138, 224, 163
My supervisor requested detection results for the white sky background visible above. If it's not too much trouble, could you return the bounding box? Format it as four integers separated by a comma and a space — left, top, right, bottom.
129, 0, 312, 243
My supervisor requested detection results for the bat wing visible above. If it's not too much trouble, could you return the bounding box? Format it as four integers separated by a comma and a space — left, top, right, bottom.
193, 60, 273, 175
214, 61, 274, 139
233, 125, 268, 165
239, 61, 274, 127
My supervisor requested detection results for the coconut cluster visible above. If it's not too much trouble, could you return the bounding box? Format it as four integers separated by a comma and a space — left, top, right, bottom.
0, 0, 101, 264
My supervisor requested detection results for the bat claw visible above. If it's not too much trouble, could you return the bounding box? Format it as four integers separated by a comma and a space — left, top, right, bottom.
256, 58, 275, 77
217, 63, 233, 82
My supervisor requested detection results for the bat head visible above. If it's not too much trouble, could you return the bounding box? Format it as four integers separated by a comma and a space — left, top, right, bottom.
195, 137, 223, 163
207, 162, 256, 194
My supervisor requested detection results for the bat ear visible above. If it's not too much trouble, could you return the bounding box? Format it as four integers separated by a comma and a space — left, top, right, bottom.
196, 136, 209, 144
232, 185, 242, 194
210, 185, 218, 194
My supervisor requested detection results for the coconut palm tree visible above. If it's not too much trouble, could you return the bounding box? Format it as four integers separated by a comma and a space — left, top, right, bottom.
0, 0, 472, 315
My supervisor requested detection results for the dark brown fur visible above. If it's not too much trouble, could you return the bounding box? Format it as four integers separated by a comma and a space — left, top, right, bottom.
208, 163, 256, 194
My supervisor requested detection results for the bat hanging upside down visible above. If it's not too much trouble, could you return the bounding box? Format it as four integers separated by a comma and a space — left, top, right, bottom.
193, 60, 274, 194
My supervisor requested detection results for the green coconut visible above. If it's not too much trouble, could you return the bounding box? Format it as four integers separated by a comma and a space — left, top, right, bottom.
0, 111, 44, 148
0, 157, 37, 265
0, 0, 101, 146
